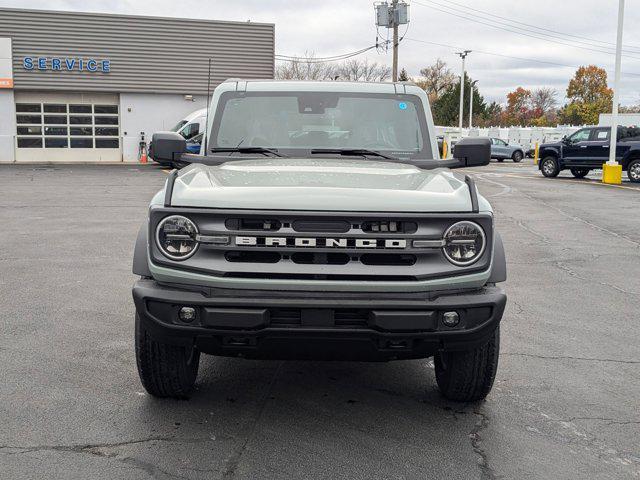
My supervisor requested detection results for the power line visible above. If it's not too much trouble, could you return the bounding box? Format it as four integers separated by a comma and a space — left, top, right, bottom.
412, 0, 640, 61
275, 44, 386, 63
404, 37, 640, 78
442, 0, 640, 52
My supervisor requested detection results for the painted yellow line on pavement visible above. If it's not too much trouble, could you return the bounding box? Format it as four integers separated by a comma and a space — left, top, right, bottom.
493, 173, 640, 191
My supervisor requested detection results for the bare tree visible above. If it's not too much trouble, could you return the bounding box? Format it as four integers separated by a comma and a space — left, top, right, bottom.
275, 52, 337, 80
415, 58, 456, 102
337, 59, 391, 82
531, 87, 558, 113
275, 54, 390, 82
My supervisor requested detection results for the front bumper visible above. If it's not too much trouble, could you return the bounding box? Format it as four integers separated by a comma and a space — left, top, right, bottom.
132, 279, 506, 361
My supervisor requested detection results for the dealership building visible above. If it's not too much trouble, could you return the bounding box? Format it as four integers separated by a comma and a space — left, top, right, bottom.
0, 8, 275, 163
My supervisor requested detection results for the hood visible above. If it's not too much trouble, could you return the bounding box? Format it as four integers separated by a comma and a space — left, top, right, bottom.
168, 158, 476, 213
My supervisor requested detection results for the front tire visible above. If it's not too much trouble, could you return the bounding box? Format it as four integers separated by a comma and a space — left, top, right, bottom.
512, 151, 523, 162
135, 313, 200, 399
434, 327, 500, 402
540, 156, 560, 177
628, 159, 640, 183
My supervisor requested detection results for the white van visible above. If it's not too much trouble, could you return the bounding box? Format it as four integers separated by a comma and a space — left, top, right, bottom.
171, 108, 207, 140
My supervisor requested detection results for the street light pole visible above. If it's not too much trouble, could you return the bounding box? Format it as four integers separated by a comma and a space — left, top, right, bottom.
456, 50, 471, 132
469, 80, 478, 129
609, 0, 624, 166
603, 0, 625, 184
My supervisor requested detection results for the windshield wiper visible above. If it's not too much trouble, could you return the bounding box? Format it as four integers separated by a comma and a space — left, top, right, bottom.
210, 147, 288, 157
310, 148, 399, 161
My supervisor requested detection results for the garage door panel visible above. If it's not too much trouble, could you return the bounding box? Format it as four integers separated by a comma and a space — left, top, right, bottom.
14, 92, 121, 162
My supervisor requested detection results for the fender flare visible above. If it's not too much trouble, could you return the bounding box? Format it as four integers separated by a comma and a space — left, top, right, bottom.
132, 224, 152, 277
488, 231, 507, 283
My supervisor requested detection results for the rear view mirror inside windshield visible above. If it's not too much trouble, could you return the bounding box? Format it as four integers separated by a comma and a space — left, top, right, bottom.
298, 93, 339, 114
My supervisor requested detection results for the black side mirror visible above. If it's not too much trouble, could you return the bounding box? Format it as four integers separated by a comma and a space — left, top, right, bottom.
453, 137, 490, 167
149, 132, 186, 162
561, 135, 569, 144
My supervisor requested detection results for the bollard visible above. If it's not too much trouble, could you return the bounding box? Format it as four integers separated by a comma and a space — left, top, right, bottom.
534, 142, 539, 165
442, 140, 448, 159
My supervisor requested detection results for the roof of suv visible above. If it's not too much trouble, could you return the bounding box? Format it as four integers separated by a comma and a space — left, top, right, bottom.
220, 78, 424, 95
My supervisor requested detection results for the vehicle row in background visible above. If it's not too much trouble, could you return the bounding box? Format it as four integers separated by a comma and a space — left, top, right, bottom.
538, 126, 640, 182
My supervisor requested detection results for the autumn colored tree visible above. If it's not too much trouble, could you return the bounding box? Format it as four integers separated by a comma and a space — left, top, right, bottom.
559, 65, 613, 125
505, 87, 535, 126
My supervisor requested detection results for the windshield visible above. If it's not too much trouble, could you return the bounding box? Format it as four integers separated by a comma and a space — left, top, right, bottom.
210, 92, 431, 158
171, 120, 188, 132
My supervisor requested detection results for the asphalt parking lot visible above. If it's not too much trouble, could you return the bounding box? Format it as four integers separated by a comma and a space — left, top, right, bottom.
1, 161, 639, 480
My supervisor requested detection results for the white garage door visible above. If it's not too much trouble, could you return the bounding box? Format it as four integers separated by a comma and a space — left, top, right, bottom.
14, 92, 121, 162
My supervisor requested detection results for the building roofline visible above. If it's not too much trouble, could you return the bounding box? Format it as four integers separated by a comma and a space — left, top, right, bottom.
0, 6, 275, 28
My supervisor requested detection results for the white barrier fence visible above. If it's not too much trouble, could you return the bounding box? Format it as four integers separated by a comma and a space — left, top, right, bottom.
436, 125, 586, 158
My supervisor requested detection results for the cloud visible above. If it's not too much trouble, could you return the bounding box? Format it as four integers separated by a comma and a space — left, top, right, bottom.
2, 0, 638, 104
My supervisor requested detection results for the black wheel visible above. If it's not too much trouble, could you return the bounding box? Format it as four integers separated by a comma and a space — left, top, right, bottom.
570, 168, 590, 179
497, 158, 504, 163
512, 151, 523, 163
434, 327, 500, 402
540, 156, 560, 177
135, 313, 200, 399
628, 159, 640, 183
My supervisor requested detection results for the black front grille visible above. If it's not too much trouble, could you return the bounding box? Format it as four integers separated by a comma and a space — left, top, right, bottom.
151, 208, 494, 283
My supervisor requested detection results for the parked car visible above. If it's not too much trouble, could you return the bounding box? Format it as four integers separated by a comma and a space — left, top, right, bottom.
538, 126, 640, 182
490, 137, 524, 162
134, 79, 507, 402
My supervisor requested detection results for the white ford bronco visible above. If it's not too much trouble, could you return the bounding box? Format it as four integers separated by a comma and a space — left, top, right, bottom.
134, 80, 507, 402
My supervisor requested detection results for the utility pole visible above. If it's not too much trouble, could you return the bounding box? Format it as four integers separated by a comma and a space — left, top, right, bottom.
374, 1, 409, 82
602, 0, 625, 184
469, 80, 478, 129
456, 50, 471, 131
392, 0, 399, 81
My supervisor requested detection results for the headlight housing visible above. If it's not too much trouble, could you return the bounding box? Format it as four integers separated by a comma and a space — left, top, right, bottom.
442, 221, 486, 266
156, 215, 199, 260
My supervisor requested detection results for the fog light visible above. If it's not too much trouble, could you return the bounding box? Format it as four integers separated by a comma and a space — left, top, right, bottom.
178, 306, 197, 323
442, 311, 460, 327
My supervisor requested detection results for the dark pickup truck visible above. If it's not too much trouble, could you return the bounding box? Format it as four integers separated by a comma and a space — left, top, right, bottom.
538, 126, 640, 182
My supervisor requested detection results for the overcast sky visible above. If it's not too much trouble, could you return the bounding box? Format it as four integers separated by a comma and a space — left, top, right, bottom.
2, 0, 639, 105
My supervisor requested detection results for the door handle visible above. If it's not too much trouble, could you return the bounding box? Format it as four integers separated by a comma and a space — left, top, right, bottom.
580, 145, 587, 148
602, 145, 609, 148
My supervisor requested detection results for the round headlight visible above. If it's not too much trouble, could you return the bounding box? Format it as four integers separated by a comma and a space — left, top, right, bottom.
442, 221, 486, 266
156, 215, 199, 260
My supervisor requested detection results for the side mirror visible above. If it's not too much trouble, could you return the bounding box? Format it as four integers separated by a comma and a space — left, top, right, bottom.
453, 137, 490, 167
149, 132, 186, 162
561, 135, 569, 144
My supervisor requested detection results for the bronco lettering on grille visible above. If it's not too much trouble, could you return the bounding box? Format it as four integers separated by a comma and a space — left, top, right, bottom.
235, 236, 407, 249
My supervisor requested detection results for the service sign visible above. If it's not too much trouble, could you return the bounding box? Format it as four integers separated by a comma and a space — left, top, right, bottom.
23, 57, 111, 73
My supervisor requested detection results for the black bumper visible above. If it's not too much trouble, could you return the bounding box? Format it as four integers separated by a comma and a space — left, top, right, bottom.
132, 279, 506, 361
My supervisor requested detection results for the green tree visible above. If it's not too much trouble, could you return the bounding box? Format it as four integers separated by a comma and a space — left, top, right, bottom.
432, 74, 487, 126
398, 67, 409, 81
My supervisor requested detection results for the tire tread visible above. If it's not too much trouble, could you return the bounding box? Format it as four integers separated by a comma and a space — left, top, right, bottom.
135, 313, 199, 399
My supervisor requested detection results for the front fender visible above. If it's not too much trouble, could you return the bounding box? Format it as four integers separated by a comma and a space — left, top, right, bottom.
538, 146, 561, 169
133, 224, 152, 277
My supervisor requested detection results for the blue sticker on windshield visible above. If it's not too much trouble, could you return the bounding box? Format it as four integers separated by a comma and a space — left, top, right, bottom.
398, 102, 408, 110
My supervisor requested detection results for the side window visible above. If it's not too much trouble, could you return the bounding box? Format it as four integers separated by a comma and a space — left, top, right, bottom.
592, 128, 610, 141
179, 122, 200, 139
569, 129, 591, 142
